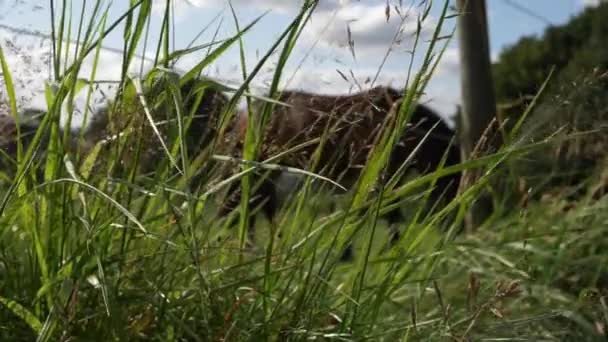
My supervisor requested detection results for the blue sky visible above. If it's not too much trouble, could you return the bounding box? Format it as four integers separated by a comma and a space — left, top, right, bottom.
0, 0, 600, 123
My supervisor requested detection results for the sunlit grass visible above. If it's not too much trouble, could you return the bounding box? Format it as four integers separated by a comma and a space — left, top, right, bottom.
0, 0, 606, 340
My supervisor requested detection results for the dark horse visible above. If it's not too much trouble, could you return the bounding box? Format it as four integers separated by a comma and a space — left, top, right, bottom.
220, 86, 461, 251
0, 76, 230, 184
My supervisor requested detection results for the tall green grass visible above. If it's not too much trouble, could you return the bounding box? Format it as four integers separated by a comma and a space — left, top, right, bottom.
0, 0, 607, 340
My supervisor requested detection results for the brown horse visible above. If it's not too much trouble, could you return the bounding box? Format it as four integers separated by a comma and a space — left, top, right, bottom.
74, 76, 231, 180
221, 87, 461, 250
1, 76, 231, 185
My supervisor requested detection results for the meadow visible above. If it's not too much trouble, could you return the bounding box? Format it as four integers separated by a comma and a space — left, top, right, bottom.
0, 1, 607, 340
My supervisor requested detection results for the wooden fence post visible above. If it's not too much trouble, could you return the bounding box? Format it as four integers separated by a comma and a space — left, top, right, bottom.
456, 0, 498, 231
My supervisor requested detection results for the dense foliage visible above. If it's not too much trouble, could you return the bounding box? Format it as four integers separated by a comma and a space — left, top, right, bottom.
493, 2, 608, 102
490, 2, 608, 204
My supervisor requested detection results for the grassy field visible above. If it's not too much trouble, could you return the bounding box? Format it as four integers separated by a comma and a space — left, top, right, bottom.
0, 0, 607, 340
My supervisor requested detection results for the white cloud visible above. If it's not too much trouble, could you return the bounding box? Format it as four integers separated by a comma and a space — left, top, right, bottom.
424, 73, 460, 123
580, 0, 602, 8
435, 47, 460, 77
0, 27, 157, 127
169, 0, 347, 14
1, 1, 460, 127
160, 0, 443, 58
300, 2, 440, 58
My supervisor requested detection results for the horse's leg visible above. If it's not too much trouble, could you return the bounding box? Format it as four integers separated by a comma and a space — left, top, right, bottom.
384, 207, 404, 247
219, 178, 258, 247
237, 172, 280, 248
340, 244, 354, 262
